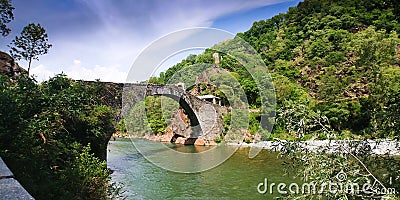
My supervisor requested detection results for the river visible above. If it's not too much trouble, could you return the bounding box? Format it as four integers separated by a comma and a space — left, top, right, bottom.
107, 138, 298, 199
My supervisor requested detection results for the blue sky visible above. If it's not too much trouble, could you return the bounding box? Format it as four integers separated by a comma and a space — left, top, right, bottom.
0, 0, 301, 82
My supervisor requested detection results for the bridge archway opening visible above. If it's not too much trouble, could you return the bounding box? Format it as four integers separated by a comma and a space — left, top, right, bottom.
158, 94, 200, 127
149, 94, 202, 139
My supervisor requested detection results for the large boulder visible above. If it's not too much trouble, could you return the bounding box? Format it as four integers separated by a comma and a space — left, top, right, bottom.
184, 138, 196, 145
174, 137, 197, 145
0, 51, 25, 78
194, 138, 205, 146
160, 127, 174, 142
169, 109, 191, 138
175, 137, 186, 144
205, 140, 217, 146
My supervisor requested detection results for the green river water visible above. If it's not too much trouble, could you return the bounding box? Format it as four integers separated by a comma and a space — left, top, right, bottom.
107, 138, 298, 199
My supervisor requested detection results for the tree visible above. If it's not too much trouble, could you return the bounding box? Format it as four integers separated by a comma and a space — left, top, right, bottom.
0, 73, 121, 199
348, 27, 399, 135
9, 23, 52, 75
0, 0, 14, 36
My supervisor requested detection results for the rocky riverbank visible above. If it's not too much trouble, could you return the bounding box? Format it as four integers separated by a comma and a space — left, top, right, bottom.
111, 132, 137, 139
111, 131, 218, 146
111, 132, 399, 155
229, 139, 400, 156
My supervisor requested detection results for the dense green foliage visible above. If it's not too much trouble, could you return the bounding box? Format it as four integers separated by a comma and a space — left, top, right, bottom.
124, 95, 178, 136
0, 0, 14, 36
0, 74, 119, 199
238, 0, 400, 139
279, 139, 400, 199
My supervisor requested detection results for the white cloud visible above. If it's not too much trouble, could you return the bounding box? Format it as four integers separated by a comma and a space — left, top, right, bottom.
73, 59, 81, 65
30, 64, 57, 82
67, 64, 127, 83
66, 60, 128, 83
31, 60, 128, 83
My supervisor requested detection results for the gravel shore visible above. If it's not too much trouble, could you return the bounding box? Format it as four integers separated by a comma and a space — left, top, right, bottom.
228, 139, 400, 156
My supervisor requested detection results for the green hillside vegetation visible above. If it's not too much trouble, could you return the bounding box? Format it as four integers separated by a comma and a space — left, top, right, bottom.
1, 0, 399, 199
148, 0, 400, 140
0, 74, 121, 199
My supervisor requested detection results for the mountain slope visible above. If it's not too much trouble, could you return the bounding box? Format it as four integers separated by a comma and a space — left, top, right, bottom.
152, 0, 400, 139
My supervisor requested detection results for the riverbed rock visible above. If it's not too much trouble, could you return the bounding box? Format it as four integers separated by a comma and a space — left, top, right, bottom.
175, 137, 186, 144
168, 109, 191, 138
144, 134, 160, 142
174, 137, 197, 145
160, 127, 174, 142
253, 133, 261, 142
244, 131, 253, 142
194, 138, 205, 146
184, 138, 196, 145
206, 140, 218, 146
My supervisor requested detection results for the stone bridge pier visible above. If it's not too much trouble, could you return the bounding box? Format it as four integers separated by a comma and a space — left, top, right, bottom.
122, 83, 227, 141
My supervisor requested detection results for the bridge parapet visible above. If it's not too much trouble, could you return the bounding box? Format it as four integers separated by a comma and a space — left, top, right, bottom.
0, 157, 34, 199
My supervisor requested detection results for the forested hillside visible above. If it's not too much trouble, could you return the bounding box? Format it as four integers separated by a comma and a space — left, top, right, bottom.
149, 0, 400, 140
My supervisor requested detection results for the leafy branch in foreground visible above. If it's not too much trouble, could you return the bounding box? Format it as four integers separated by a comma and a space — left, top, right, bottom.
0, 0, 14, 36
279, 139, 400, 199
274, 106, 400, 199
270, 93, 400, 199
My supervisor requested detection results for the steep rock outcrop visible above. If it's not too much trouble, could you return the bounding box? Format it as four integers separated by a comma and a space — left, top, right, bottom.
0, 51, 25, 78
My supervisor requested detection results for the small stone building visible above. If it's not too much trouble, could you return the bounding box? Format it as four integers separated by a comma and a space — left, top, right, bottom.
196, 94, 221, 106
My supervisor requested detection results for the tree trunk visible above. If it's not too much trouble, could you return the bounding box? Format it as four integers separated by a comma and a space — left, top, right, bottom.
28, 57, 32, 75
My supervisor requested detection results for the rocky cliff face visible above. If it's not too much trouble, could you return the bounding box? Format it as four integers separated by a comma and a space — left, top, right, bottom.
0, 51, 25, 78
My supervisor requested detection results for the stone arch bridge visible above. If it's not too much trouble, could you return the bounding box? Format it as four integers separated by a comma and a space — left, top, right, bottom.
122, 83, 227, 141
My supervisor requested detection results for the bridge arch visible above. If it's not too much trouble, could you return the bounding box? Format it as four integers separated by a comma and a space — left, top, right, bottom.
121, 84, 209, 138
155, 93, 200, 128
